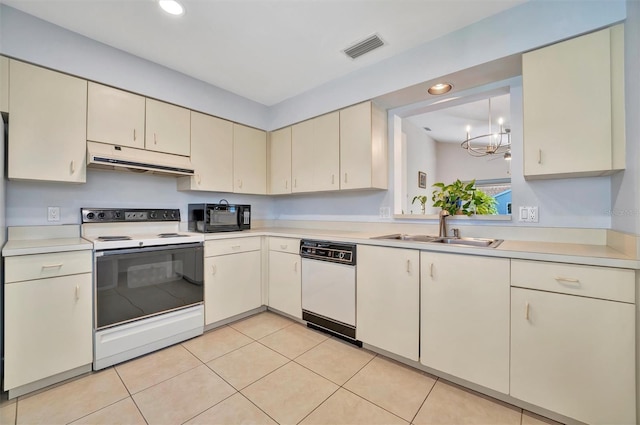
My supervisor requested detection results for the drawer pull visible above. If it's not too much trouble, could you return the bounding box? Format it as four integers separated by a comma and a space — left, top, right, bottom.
406, 260, 411, 273
294, 178, 297, 188
280, 244, 288, 249
42, 263, 63, 269
429, 263, 434, 278
196, 173, 201, 185
332, 174, 335, 185
294, 261, 298, 272
231, 245, 241, 249
285, 179, 288, 189
555, 276, 580, 284
344, 173, 348, 183
525, 302, 530, 320
133, 128, 137, 141
538, 149, 542, 164
154, 133, 157, 144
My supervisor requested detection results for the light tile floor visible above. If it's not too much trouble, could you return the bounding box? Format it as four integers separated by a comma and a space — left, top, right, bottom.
0, 311, 563, 425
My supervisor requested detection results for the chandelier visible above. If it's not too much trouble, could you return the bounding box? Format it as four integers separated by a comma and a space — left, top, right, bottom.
460, 98, 511, 158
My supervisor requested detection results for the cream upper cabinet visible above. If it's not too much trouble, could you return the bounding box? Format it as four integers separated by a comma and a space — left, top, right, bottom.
420, 252, 510, 394
87, 83, 145, 149
510, 260, 636, 424
268, 127, 292, 194
339, 101, 387, 190
523, 24, 624, 179
145, 98, 191, 157
8, 60, 87, 183
356, 245, 419, 361
178, 112, 233, 192
0, 56, 8, 113
291, 111, 340, 192
233, 123, 267, 194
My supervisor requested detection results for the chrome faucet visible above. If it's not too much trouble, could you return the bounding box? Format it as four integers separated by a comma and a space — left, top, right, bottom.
438, 210, 450, 237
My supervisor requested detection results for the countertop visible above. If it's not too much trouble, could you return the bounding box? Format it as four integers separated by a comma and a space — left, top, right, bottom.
2, 237, 93, 257
204, 227, 640, 269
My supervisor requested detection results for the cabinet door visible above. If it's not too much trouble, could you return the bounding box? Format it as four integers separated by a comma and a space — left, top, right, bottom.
8, 60, 87, 183
357, 245, 419, 361
268, 251, 301, 319
204, 251, 262, 325
178, 112, 233, 192
420, 252, 510, 393
4, 274, 93, 390
340, 101, 387, 190
511, 287, 635, 425
269, 127, 292, 194
313, 111, 340, 191
233, 124, 267, 194
145, 98, 191, 156
523, 27, 613, 178
291, 119, 316, 193
87, 82, 145, 149
0, 56, 8, 113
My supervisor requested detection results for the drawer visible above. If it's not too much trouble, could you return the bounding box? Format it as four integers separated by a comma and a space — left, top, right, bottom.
205, 237, 261, 257
269, 237, 300, 254
511, 259, 635, 303
5, 250, 93, 283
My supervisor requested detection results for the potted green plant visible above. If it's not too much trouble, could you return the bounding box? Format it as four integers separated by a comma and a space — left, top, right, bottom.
412, 195, 428, 214
431, 179, 498, 216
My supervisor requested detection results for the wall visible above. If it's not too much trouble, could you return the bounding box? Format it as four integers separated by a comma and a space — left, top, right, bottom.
6, 170, 275, 226
435, 142, 510, 184
403, 120, 438, 215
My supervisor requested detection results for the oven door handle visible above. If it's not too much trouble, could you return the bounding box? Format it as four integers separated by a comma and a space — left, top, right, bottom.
96, 242, 204, 257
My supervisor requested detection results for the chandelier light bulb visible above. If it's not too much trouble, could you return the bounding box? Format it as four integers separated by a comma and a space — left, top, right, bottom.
159, 0, 184, 16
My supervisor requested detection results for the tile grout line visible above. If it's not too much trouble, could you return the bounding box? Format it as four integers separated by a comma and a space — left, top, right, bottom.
112, 366, 150, 425
409, 376, 439, 425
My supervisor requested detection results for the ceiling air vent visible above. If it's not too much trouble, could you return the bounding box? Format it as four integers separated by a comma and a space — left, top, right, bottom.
343, 34, 384, 59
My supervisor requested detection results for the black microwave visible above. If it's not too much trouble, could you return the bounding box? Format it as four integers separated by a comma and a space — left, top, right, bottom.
188, 203, 251, 232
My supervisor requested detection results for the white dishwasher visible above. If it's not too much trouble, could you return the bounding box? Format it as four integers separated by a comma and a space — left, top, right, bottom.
300, 240, 360, 345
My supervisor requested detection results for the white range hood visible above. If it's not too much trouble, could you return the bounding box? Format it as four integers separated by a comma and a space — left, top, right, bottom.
87, 141, 194, 177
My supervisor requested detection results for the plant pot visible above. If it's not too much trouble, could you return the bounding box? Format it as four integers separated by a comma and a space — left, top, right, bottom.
420, 204, 426, 214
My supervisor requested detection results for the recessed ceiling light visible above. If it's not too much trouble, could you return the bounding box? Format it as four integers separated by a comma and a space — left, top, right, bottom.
159, 0, 184, 16
428, 83, 453, 95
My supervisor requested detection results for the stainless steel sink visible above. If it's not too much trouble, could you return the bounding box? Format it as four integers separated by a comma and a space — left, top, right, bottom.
371, 234, 503, 248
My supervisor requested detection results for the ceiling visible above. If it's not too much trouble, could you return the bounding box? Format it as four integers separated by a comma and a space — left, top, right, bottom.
1, 0, 526, 106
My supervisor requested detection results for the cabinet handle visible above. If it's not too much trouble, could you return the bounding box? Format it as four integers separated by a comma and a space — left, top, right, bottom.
537, 149, 542, 164
525, 302, 530, 321
406, 259, 411, 273
429, 263, 434, 278
294, 261, 298, 272
285, 179, 288, 189
70, 160, 75, 174
332, 174, 335, 184
554, 276, 580, 284
154, 133, 157, 144
133, 129, 136, 141
211, 265, 217, 275
280, 244, 288, 249
42, 263, 63, 269
344, 173, 348, 183
75, 284, 79, 301
238, 179, 243, 188
196, 173, 201, 185
231, 245, 241, 249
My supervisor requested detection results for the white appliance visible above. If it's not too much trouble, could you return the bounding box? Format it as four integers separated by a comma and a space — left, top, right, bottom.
300, 240, 359, 345
81, 208, 205, 370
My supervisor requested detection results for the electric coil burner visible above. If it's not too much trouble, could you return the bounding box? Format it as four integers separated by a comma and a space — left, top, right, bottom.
81, 208, 205, 370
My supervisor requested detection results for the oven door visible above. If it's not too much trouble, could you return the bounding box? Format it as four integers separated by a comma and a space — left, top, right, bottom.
95, 242, 204, 330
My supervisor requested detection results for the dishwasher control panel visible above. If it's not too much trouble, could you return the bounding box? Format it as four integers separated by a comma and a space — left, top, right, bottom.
300, 240, 356, 265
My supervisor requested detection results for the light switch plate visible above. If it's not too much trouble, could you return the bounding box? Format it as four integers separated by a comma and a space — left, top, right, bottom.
518, 206, 539, 223
47, 206, 60, 222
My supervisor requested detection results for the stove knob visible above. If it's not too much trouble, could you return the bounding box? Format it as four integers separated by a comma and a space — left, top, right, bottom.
114, 211, 121, 219
149, 211, 157, 219
163, 212, 169, 219
86, 212, 95, 220
98, 212, 105, 220
171, 211, 177, 219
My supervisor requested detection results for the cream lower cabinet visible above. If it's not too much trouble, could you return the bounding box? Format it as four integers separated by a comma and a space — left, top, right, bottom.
145, 98, 191, 157
510, 260, 636, 425
267, 237, 301, 319
4, 251, 93, 397
356, 245, 419, 361
420, 252, 510, 393
233, 124, 267, 194
204, 238, 262, 325
87, 82, 145, 149
8, 60, 87, 183
268, 127, 292, 194
178, 112, 234, 192
523, 24, 624, 179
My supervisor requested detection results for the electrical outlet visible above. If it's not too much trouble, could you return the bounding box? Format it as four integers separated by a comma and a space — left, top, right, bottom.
379, 207, 391, 219
48, 206, 60, 222
529, 206, 539, 223
518, 206, 539, 223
